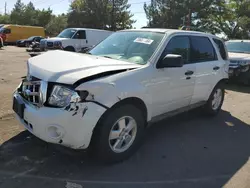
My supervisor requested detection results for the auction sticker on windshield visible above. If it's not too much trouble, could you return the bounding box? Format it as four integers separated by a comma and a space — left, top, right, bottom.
134, 38, 154, 45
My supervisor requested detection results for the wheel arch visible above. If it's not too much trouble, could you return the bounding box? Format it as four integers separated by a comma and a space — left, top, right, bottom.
64, 46, 75, 52
89, 97, 149, 148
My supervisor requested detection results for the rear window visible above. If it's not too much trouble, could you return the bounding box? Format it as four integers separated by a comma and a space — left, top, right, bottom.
190, 36, 217, 63
213, 38, 227, 60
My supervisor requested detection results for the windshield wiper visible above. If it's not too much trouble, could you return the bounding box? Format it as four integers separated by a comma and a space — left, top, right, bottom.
103, 55, 113, 59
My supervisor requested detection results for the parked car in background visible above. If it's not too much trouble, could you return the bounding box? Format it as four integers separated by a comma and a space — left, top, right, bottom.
226, 40, 250, 84
0, 25, 45, 44
16, 36, 44, 47
13, 29, 229, 163
40, 28, 113, 52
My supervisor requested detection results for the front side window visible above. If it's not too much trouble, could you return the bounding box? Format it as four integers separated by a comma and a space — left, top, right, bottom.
161, 36, 190, 64
0, 28, 11, 34
73, 30, 86, 39
190, 36, 216, 62
57, 29, 77, 38
226, 41, 250, 54
89, 31, 165, 65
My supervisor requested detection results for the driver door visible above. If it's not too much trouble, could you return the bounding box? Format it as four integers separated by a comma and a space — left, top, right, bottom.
150, 35, 196, 117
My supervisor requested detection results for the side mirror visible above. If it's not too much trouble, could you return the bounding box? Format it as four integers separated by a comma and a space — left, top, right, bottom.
157, 54, 184, 68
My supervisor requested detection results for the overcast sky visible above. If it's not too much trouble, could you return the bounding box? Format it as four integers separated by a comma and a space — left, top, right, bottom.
0, 0, 149, 28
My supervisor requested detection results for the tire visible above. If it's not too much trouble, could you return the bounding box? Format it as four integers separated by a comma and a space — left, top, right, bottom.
90, 104, 145, 163
204, 83, 225, 116
64, 46, 75, 52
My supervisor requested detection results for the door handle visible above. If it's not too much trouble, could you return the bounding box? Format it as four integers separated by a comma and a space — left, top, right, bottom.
213, 66, 220, 71
185, 70, 194, 76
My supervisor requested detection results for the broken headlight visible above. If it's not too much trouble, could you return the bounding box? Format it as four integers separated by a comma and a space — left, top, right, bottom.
48, 85, 81, 107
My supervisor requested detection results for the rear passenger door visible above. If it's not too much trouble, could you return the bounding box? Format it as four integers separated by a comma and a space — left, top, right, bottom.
190, 36, 223, 104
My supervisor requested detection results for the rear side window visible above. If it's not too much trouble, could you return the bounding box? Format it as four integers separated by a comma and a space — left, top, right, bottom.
190, 36, 217, 63
161, 36, 190, 64
213, 38, 227, 60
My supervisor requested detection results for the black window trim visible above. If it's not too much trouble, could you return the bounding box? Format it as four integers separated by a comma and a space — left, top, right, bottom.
189, 36, 218, 64
213, 38, 228, 60
157, 35, 191, 66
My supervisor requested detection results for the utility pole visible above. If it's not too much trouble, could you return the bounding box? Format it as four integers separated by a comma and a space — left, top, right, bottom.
4, 2, 7, 15
187, 9, 191, 30
111, 0, 116, 31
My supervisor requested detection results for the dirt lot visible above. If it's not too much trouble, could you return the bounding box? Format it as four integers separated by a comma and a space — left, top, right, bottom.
0, 46, 250, 188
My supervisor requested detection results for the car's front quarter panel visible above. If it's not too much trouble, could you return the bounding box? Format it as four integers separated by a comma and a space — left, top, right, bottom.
75, 66, 153, 122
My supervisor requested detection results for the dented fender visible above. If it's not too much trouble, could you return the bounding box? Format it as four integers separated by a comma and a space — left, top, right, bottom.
75, 81, 153, 121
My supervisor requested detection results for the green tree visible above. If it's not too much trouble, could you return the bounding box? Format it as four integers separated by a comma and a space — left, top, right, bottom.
144, 0, 250, 39
22, 1, 36, 25
10, 0, 25, 24
45, 14, 68, 36
0, 14, 10, 24
37, 8, 53, 27
68, 0, 134, 30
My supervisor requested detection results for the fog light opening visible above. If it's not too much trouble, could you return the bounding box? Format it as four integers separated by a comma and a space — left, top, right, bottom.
47, 126, 63, 140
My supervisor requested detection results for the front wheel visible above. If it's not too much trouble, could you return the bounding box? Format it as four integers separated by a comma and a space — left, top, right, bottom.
204, 83, 225, 116
90, 104, 145, 163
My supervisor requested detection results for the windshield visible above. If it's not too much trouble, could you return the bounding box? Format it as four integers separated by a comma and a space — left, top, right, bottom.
226, 41, 250, 54
57, 29, 77, 38
89, 31, 165, 65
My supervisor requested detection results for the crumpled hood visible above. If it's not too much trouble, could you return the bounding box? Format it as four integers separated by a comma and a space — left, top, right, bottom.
28, 50, 141, 84
228, 52, 250, 61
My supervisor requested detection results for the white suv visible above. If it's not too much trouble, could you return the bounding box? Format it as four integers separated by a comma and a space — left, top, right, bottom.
13, 29, 229, 163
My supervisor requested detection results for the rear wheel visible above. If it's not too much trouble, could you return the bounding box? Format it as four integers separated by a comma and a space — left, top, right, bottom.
204, 83, 225, 116
91, 104, 145, 163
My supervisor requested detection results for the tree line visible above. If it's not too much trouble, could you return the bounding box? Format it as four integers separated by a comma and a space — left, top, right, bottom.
1, 0, 250, 39
145, 0, 250, 39
0, 0, 134, 36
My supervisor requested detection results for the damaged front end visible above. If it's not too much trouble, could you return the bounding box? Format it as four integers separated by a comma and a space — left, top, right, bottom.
13, 77, 111, 149
229, 60, 250, 85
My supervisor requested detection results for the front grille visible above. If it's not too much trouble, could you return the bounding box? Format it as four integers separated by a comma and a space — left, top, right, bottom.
229, 60, 240, 68
22, 81, 41, 105
47, 42, 54, 48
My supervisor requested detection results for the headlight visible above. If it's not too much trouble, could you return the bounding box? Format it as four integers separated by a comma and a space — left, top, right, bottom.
48, 85, 81, 107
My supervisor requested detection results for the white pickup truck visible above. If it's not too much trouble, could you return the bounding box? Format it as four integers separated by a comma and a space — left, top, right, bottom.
40, 28, 113, 52
13, 29, 229, 163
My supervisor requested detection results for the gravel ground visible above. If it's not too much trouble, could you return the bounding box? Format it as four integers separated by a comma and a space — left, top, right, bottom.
0, 46, 250, 188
